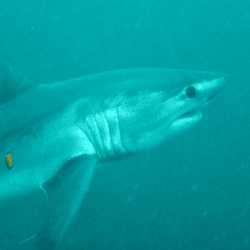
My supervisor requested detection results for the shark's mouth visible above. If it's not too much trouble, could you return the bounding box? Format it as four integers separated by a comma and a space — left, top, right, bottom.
171, 109, 202, 132
177, 110, 202, 124
180, 110, 201, 119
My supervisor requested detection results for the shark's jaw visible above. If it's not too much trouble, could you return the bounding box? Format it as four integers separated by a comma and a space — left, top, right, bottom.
174, 110, 202, 130
178, 110, 202, 120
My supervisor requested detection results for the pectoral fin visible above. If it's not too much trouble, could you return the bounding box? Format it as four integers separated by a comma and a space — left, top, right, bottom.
36, 155, 98, 249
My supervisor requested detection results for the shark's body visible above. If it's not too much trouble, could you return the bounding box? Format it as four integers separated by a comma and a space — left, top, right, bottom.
0, 54, 229, 248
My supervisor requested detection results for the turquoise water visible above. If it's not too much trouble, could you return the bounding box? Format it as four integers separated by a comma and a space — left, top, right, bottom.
1, 0, 250, 249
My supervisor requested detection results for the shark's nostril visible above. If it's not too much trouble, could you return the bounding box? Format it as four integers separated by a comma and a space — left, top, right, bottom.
186, 86, 196, 98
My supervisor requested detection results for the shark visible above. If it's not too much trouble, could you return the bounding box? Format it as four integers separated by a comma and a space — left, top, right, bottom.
0, 53, 229, 248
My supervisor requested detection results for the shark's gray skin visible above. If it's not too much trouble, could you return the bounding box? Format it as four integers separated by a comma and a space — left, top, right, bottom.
0, 54, 229, 248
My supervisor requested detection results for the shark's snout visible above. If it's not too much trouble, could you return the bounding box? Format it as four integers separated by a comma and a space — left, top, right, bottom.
203, 75, 230, 102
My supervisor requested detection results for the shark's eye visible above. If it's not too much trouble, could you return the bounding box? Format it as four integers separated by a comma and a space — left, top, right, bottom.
186, 86, 196, 98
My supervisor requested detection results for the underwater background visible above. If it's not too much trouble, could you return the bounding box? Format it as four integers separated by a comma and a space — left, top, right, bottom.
0, 0, 250, 249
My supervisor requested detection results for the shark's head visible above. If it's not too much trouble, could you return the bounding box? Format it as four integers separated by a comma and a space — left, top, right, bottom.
118, 77, 228, 153
77, 69, 229, 161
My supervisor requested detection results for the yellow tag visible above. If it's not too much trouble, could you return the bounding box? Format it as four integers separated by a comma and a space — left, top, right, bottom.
6, 153, 13, 169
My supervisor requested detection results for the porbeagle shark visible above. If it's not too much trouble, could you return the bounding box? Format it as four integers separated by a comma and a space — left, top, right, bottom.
0, 53, 229, 248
